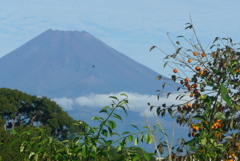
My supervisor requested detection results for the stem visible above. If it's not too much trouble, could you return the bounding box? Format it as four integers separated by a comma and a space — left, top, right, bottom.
143, 111, 161, 159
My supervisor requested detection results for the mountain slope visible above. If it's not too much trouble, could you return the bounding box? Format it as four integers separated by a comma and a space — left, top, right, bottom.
0, 29, 177, 98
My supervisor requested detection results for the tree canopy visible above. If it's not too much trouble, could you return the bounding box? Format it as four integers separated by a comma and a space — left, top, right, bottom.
0, 88, 85, 160
0, 88, 83, 139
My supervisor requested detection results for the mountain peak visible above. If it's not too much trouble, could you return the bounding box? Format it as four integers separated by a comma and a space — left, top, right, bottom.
0, 30, 177, 98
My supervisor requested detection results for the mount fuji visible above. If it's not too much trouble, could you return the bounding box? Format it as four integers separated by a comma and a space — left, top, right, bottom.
0, 29, 177, 98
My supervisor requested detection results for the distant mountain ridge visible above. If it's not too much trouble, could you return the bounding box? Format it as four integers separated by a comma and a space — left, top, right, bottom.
0, 29, 177, 98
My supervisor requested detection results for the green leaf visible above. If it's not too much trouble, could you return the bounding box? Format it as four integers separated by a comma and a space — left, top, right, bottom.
144, 153, 150, 161
200, 138, 207, 145
118, 106, 128, 116
230, 59, 238, 67
200, 94, 207, 100
230, 119, 234, 129
214, 112, 226, 120
131, 124, 139, 130
140, 134, 144, 142
134, 137, 139, 145
122, 131, 130, 135
33, 153, 38, 161
105, 140, 113, 146
167, 108, 173, 115
133, 156, 141, 161
210, 44, 216, 49
91, 116, 103, 121
22, 130, 31, 135
192, 115, 206, 122
113, 113, 122, 121
116, 145, 122, 152
145, 134, 150, 143
82, 145, 88, 158
156, 76, 162, 80
150, 106, 154, 111
164, 62, 168, 68
109, 96, 118, 100
212, 69, 222, 75
149, 46, 156, 51
10, 129, 18, 135
108, 120, 116, 130
220, 83, 232, 106
166, 93, 171, 98
176, 47, 182, 54
213, 37, 219, 43
101, 129, 108, 137
171, 75, 177, 82
157, 107, 161, 116
120, 93, 128, 97
162, 82, 166, 89
110, 132, 120, 136
99, 109, 108, 113
128, 135, 134, 143
10, 139, 18, 147
185, 24, 192, 30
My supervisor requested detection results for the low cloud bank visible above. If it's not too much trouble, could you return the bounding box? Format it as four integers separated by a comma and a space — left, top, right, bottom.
52, 92, 192, 117
52, 97, 74, 110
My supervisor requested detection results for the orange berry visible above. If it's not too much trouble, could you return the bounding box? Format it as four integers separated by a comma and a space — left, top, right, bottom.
230, 153, 236, 158
203, 68, 208, 72
192, 132, 197, 137
199, 70, 204, 75
190, 93, 194, 97
188, 59, 193, 63
193, 51, 198, 56
201, 53, 206, 57
185, 78, 190, 83
185, 83, 190, 87
211, 125, 215, 130
195, 66, 201, 71
193, 126, 199, 131
182, 106, 187, 110
191, 84, 198, 88
215, 119, 221, 123
173, 69, 178, 73
186, 102, 191, 107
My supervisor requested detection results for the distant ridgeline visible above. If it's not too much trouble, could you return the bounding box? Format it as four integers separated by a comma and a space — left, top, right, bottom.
0, 29, 178, 98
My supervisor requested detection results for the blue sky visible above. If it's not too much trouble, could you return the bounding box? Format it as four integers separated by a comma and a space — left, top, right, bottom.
1, 0, 240, 76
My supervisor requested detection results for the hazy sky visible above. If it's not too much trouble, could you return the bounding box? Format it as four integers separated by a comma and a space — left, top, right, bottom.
1, 1, 240, 76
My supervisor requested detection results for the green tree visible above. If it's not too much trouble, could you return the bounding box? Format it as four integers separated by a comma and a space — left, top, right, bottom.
0, 88, 84, 160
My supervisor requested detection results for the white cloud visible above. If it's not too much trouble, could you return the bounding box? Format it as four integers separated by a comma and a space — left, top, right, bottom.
53, 92, 192, 117
52, 97, 74, 110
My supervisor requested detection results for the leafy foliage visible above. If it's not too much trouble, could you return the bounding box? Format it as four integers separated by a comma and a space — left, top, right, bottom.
0, 88, 85, 160
149, 20, 240, 160
8, 94, 156, 161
